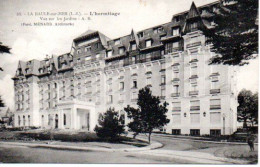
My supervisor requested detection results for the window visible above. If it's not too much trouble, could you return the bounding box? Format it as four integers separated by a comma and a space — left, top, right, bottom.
28, 115, 30, 126
210, 113, 221, 125
146, 40, 152, 47
114, 39, 120, 45
173, 72, 179, 78
174, 16, 180, 22
39, 68, 43, 73
161, 75, 166, 85
211, 80, 219, 89
210, 129, 221, 136
48, 92, 51, 99
95, 43, 100, 48
172, 102, 181, 111
172, 129, 181, 135
133, 80, 137, 88
190, 129, 200, 136
85, 46, 91, 52
190, 83, 198, 91
48, 102, 51, 108
119, 47, 125, 54
132, 56, 136, 63
146, 77, 151, 85
172, 114, 181, 125
173, 85, 179, 93
210, 99, 221, 109
190, 113, 200, 124
190, 66, 197, 76
23, 115, 26, 126
131, 43, 137, 50
119, 82, 124, 90
77, 49, 81, 54
54, 83, 57, 89
85, 56, 91, 61
138, 32, 144, 38
64, 114, 66, 125
106, 50, 112, 58
132, 92, 138, 100
161, 88, 165, 97
108, 95, 113, 103
190, 100, 200, 110
153, 27, 163, 34
172, 28, 179, 36
190, 22, 198, 31
77, 58, 81, 63
18, 116, 21, 126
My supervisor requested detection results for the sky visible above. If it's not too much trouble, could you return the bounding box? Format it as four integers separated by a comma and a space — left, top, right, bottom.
0, 0, 258, 110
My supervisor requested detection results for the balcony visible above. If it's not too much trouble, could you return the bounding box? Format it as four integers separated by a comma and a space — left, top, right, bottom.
172, 107, 181, 111
171, 93, 180, 97
189, 91, 199, 96
210, 89, 220, 94
190, 106, 200, 111
210, 105, 221, 110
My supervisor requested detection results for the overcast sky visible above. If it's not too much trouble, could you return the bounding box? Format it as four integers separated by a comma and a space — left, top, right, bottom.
0, 0, 258, 109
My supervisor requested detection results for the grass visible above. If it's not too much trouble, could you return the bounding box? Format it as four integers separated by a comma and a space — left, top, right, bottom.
0, 130, 148, 147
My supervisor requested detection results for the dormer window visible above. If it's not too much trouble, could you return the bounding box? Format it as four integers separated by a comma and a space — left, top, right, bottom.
85, 46, 91, 52
114, 39, 120, 45
25, 68, 29, 74
131, 43, 137, 50
138, 32, 144, 38
145, 40, 152, 48
77, 49, 81, 54
77, 58, 81, 63
119, 47, 125, 54
85, 56, 91, 61
153, 27, 163, 34
174, 16, 180, 22
45, 60, 49, 65
172, 28, 179, 36
39, 68, 43, 74
106, 50, 112, 58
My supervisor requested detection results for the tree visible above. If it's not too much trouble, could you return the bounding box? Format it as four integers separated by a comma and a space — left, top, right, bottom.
124, 86, 170, 143
204, 0, 258, 66
0, 42, 11, 71
94, 108, 125, 140
237, 89, 258, 128
0, 96, 5, 107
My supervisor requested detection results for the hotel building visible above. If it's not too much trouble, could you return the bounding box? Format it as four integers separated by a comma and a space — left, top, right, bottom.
12, 1, 238, 135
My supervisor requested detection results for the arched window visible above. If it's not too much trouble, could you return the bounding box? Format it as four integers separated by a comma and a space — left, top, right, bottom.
23, 115, 25, 126
41, 115, 44, 127
18, 116, 21, 126
48, 114, 51, 125
63, 114, 66, 125
28, 115, 30, 126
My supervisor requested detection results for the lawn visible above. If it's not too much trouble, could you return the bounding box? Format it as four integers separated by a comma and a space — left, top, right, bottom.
0, 129, 149, 148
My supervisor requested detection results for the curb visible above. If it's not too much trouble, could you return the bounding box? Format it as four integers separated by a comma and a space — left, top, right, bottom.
152, 134, 258, 145
0, 139, 163, 153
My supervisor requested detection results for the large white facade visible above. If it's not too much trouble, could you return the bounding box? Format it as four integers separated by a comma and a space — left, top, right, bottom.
13, 1, 238, 135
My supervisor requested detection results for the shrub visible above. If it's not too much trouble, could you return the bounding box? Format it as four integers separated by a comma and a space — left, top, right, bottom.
94, 108, 125, 140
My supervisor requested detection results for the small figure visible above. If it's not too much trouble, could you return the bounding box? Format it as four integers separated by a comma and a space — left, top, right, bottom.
247, 134, 255, 151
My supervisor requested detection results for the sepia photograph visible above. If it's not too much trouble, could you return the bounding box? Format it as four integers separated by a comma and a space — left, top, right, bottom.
0, 0, 258, 164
